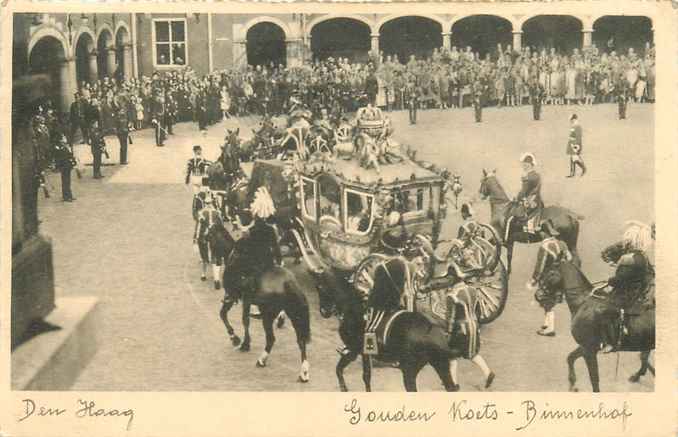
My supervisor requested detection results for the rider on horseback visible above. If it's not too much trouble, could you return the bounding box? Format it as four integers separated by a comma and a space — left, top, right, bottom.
194, 191, 225, 289
224, 185, 282, 304
513, 152, 544, 235
599, 221, 655, 353
528, 219, 573, 336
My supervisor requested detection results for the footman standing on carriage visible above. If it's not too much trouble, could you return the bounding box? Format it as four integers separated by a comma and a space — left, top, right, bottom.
527, 219, 573, 336
598, 221, 654, 353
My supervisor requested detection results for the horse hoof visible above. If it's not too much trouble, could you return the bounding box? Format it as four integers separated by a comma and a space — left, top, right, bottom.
239, 343, 250, 352
230, 336, 241, 347
256, 360, 266, 368
629, 374, 640, 383
340, 385, 348, 392
297, 376, 309, 383
569, 386, 579, 392
451, 383, 460, 392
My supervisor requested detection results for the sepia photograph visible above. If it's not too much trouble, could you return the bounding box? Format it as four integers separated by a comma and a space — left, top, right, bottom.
8, 4, 661, 400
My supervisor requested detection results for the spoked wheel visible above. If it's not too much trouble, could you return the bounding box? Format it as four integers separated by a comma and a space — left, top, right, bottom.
350, 253, 390, 297
471, 223, 502, 274
469, 260, 509, 324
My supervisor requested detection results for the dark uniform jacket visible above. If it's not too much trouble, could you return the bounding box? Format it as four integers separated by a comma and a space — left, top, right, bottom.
517, 170, 543, 209
566, 124, 583, 155
532, 237, 571, 283
90, 127, 106, 153
53, 144, 76, 171
186, 157, 211, 184
238, 219, 282, 275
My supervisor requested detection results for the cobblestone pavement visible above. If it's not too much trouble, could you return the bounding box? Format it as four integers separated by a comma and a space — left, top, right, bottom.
37, 103, 654, 392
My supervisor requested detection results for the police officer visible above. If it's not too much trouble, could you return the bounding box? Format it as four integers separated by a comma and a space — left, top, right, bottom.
90, 119, 106, 179
115, 107, 130, 165
53, 135, 77, 201
566, 114, 586, 177
527, 220, 573, 336
599, 222, 654, 352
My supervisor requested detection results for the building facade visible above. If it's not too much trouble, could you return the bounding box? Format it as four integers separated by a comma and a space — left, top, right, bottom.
14, 10, 654, 112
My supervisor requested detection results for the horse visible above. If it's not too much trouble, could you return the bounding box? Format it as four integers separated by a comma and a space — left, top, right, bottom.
218, 238, 312, 382
478, 169, 583, 275
324, 257, 485, 392
546, 260, 655, 392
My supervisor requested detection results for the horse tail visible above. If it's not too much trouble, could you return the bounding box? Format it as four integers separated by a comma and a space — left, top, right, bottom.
284, 276, 312, 344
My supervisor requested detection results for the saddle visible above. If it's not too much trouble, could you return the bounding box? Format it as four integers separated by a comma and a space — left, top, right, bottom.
363, 309, 407, 356
506, 201, 543, 238
596, 280, 655, 351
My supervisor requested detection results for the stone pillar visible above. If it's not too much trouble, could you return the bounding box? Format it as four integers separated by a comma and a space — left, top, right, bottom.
442, 32, 451, 50
233, 40, 247, 69
582, 28, 593, 48
370, 33, 380, 54
285, 39, 303, 68
59, 57, 75, 112
123, 45, 133, 79
512, 31, 523, 51
88, 50, 98, 83
106, 46, 117, 79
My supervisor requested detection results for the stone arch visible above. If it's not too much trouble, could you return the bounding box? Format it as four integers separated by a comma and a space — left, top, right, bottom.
241, 16, 291, 41
246, 22, 287, 67
521, 15, 584, 53
74, 28, 96, 86
28, 34, 69, 112
308, 14, 376, 35
592, 15, 653, 55
114, 21, 132, 44
27, 26, 69, 61
377, 14, 446, 33
379, 15, 444, 62
96, 27, 114, 79
310, 17, 372, 62
115, 24, 132, 79
450, 14, 514, 57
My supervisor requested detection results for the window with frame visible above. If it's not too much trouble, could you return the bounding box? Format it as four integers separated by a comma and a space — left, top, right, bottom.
153, 19, 187, 67
344, 189, 374, 235
300, 177, 317, 221
397, 186, 430, 217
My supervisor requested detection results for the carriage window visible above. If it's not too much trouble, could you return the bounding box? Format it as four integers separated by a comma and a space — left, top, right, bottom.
317, 175, 342, 231
301, 177, 317, 220
344, 189, 374, 235
397, 187, 430, 216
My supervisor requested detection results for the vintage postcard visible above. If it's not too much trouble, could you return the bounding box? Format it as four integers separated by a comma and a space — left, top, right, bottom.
0, 1, 676, 436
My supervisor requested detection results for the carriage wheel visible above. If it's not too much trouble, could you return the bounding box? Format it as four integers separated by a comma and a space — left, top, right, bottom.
350, 253, 390, 298
472, 223, 502, 274
471, 260, 509, 324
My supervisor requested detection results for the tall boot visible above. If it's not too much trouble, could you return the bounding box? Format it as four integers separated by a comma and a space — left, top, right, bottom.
575, 159, 587, 176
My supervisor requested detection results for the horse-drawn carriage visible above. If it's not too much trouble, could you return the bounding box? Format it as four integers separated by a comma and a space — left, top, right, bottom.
286, 151, 508, 324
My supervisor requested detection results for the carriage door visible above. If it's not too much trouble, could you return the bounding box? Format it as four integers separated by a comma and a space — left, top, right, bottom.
317, 174, 343, 234
300, 176, 318, 222
343, 188, 375, 235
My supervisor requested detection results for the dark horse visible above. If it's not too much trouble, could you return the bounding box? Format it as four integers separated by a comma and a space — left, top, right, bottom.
478, 169, 583, 274
547, 260, 655, 392
325, 257, 483, 392
218, 237, 312, 382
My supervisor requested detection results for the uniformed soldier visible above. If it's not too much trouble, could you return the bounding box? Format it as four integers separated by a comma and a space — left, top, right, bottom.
115, 107, 130, 165
615, 79, 629, 120
515, 153, 543, 234
152, 94, 167, 147
90, 119, 106, 179
53, 135, 77, 202
185, 145, 211, 195
166, 92, 178, 135
599, 221, 654, 352
472, 81, 483, 123
405, 77, 419, 125
529, 79, 545, 121
452, 203, 483, 271
69, 92, 86, 146
223, 187, 282, 304
527, 220, 573, 336
193, 192, 225, 289
566, 114, 586, 177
